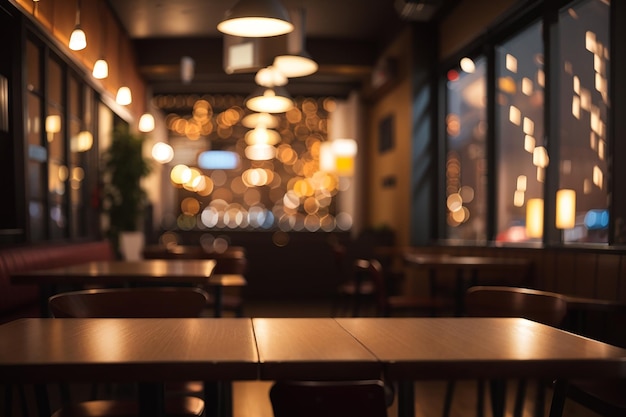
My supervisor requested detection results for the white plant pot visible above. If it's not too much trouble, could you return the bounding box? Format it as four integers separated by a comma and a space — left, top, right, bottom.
119, 231, 144, 261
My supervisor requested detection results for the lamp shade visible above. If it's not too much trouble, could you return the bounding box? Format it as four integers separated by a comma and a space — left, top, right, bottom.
92, 59, 109, 79
116, 86, 132, 105
241, 112, 278, 129
245, 86, 293, 113
69, 27, 87, 51
272, 8, 318, 78
138, 113, 155, 133
273, 53, 318, 78
556, 189, 576, 229
217, 0, 294, 37
525, 198, 543, 238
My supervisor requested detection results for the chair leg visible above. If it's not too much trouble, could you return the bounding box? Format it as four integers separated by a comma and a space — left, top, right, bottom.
442, 380, 455, 417
514, 379, 527, 417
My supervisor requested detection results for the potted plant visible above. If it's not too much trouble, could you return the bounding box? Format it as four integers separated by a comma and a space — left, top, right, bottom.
102, 124, 152, 259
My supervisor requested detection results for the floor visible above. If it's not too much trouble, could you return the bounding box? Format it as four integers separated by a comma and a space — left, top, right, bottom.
3, 297, 603, 417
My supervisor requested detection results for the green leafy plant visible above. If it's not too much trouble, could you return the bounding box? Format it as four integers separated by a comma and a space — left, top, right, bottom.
102, 124, 152, 237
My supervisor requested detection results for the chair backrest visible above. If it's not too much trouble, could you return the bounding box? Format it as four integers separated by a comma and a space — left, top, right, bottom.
465, 286, 568, 327
269, 380, 389, 417
48, 287, 209, 318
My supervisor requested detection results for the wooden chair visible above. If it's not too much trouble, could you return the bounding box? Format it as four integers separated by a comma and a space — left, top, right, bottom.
560, 296, 626, 417
332, 259, 379, 316
443, 286, 568, 417
48, 287, 208, 417
269, 380, 390, 417
368, 259, 453, 317
205, 251, 248, 317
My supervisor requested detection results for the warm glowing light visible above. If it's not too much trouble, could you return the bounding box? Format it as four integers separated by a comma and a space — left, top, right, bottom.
523, 117, 534, 136
505, 54, 518, 73
245, 125, 281, 145
460, 57, 475, 73
71, 131, 93, 152
241, 112, 278, 129
92, 59, 109, 79
116, 87, 132, 105
556, 189, 576, 229
245, 87, 293, 113
517, 175, 527, 191
255, 66, 288, 87
138, 113, 155, 133
533, 146, 549, 168
509, 106, 521, 125
521, 77, 533, 95
593, 165, 603, 189
217, 14, 293, 38
514, 190, 525, 207
245, 144, 276, 161
524, 135, 536, 153
273, 54, 318, 78
526, 198, 543, 238
45, 115, 61, 133
151, 142, 174, 164
447, 193, 463, 212
69, 27, 87, 51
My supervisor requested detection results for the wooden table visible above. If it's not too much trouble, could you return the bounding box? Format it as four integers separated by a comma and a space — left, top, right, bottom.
403, 253, 532, 315
10, 260, 247, 317
336, 317, 626, 417
2, 317, 625, 417
0, 318, 258, 417
253, 318, 381, 380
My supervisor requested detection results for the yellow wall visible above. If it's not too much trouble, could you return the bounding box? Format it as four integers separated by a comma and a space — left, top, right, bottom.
366, 29, 413, 247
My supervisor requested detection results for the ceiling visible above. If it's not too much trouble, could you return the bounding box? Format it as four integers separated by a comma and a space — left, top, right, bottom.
107, 0, 454, 98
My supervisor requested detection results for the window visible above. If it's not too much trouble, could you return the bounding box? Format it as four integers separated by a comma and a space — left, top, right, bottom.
557, 0, 610, 243
495, 21, 544, 243
445, 56, 487, 242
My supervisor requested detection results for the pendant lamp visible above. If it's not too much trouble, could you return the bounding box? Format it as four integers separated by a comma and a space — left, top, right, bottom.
92, 0, 108, 79
272, 8, 318, 78
217, 0, 294, 37
69, 0, 87, 51
245, 86, 293, 113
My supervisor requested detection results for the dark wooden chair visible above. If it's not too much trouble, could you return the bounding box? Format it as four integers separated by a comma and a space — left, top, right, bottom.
560, 296, 626, 417
368, 259, 453, 317
443, 286, 568, 417
48, 287, 208, 417
332, 258, 378, 316
269, 380, 390, 417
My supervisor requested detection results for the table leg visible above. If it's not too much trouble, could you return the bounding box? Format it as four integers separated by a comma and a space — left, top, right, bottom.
137, 382, 165, 417
397, 380, 414, 417
34, 383, 51, 417
213, 287, 223, 318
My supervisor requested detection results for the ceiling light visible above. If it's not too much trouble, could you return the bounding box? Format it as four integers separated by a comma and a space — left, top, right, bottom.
255, 66, 288, 87
116, 86, 132, 106
272, 8, 318, 78
217, 0, 294, 37
245, 126, 281, 146
92, 59, 109, 79
69, 27, 86, 51
245, 86, 293, 113
241, 112, 279, 129
273, 53, 318, 78
69, 0, 86, 51
138, 113, 155, 133
245, 144, 276, 161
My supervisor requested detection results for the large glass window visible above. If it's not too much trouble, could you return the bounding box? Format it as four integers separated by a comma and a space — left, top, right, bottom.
558, 0, 610, 243
445, 56, 487, 242
495, 21, 544, 243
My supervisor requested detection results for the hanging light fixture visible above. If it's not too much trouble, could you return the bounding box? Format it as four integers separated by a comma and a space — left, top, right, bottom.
272, 8, 318, 78
217, 0, 294, 38
115, 34, 132, 105
245, 86, 293, 113
241, 112, 278, 129
92, 0, 108, 79
69, 0, 87, 51
138, 113, 155, 133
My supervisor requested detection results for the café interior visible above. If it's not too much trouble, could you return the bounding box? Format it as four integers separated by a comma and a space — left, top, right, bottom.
1, 0, 626, 417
